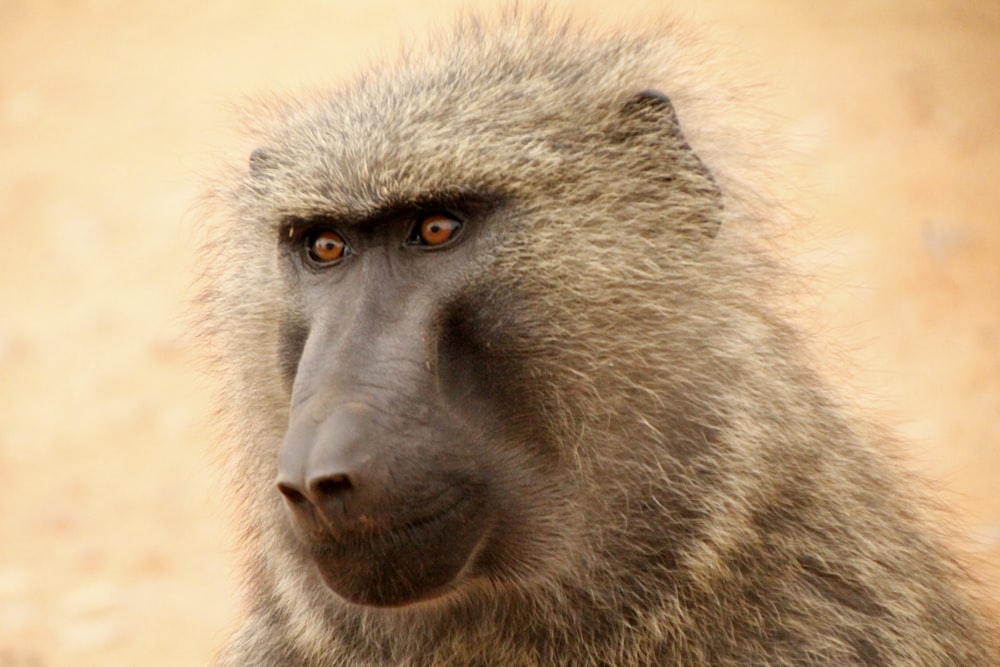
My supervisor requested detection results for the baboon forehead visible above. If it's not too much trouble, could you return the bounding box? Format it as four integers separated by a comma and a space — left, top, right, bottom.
244, 17, 693, 220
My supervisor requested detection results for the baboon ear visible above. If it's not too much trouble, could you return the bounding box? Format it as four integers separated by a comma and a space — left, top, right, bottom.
621, 90, 722, 239
622, 89, 687, 141
248, 147, 272, 177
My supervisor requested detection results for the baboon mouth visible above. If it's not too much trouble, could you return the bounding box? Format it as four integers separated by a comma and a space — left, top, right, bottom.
308, 495, 488, 607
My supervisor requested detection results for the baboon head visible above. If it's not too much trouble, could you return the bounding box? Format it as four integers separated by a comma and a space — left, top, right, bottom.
213, 23, 728, 612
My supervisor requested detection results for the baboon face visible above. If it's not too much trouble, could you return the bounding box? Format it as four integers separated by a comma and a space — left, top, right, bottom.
243, 67, 720, 608
271, 196, 551, 607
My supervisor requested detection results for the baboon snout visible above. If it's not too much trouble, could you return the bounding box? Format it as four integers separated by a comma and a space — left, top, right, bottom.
273, 396, 491, 607
276, 472, 353, 515
275, 402, 385, 535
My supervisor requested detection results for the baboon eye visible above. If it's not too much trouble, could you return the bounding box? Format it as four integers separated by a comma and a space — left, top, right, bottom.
409, 214, 463, 247
306, 230, 349, 265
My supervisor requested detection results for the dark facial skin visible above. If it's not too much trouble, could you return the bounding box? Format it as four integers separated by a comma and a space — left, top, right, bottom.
272, 200, 539, 608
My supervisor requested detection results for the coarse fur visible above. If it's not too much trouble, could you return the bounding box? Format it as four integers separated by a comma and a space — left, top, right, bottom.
198, 9, 1000, 666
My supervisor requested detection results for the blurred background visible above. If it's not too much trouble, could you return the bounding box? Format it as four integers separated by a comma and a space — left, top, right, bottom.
0, 1, 997, 664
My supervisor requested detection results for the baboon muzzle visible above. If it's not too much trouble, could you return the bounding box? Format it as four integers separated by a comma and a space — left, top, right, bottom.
273, 328, 492, 607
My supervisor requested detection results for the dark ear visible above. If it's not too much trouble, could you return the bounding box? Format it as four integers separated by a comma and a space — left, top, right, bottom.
249, 147, 272, 177
621, 89, 722, 238
621, 89, 688, 144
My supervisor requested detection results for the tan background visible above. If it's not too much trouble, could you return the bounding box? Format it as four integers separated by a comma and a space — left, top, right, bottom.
0, 1, 997, 665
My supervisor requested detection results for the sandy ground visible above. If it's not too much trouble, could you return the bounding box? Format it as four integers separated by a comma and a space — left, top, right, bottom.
0, 1, 997, 665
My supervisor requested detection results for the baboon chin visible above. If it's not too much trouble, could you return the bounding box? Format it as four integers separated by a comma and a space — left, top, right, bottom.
201, 9, 1000, 666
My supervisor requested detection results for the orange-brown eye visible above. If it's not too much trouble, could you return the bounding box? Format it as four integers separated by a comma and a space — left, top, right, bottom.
307, 230, 348, 264
416, 214, 462, 247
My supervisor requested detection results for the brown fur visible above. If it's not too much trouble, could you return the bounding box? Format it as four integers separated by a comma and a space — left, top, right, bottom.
199, 10, 999, 666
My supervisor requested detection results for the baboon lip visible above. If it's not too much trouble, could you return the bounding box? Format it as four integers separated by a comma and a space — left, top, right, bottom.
320, 492, 469, 546
307, 493, 488, 607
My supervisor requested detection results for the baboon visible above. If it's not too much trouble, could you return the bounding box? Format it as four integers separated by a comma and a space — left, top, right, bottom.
200, 10, 1000, 666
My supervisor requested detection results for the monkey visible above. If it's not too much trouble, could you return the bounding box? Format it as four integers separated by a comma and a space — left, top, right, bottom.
198, 9, 1000, 666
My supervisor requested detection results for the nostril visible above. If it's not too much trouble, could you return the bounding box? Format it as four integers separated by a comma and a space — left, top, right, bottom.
277, 482, 309, 506
311, 473, 352, 498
